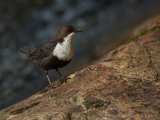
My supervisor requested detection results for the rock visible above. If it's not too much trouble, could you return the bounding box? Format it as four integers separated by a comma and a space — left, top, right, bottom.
0, 23, 160, 120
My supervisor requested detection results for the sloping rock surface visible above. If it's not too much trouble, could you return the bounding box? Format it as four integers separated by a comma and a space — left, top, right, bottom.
0, 24, 160, 120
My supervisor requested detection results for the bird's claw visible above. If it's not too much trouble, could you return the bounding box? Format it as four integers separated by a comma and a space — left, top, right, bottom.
60, 76, 71, 84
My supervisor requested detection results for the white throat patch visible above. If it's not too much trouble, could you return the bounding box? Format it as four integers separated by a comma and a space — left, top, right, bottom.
53, 32, 75, 61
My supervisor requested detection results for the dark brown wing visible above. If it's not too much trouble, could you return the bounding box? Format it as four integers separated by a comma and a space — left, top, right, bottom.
29, 39, 57, 60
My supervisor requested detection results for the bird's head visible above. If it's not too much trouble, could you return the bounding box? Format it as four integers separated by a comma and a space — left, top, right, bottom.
55, 25, 83, 43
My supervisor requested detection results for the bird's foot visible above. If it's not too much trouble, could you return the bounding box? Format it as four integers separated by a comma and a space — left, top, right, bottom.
60, 76, 71, 84
46, 76, 71, 89
48, 80, 62, 89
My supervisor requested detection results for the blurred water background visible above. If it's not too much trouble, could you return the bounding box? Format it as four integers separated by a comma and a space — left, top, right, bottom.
0, 0, 160, 109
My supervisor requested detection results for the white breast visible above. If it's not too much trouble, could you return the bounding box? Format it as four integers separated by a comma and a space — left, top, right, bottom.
53, 32, 75, 61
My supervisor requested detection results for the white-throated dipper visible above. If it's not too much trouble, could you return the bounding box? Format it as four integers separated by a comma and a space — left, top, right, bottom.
20, 25, 82, 85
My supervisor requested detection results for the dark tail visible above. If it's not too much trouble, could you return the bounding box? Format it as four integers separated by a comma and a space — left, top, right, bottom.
19, 46, 35, 55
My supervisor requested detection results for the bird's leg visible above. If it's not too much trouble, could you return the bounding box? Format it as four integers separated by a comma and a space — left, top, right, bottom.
55, 68, 62, 77
55, 69, 67, 84
44, 70, 52, 85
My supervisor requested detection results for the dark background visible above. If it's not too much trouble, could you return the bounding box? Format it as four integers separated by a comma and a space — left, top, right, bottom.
0, 0, 160, 109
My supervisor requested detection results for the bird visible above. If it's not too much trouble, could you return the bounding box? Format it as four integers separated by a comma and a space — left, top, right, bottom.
20, 25, 83, 85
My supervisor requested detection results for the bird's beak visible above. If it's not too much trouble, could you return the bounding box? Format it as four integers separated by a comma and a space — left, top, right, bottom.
75, 28, 83, 32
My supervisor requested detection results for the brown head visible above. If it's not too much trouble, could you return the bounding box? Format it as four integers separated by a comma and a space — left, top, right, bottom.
54, 25, 83, 43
